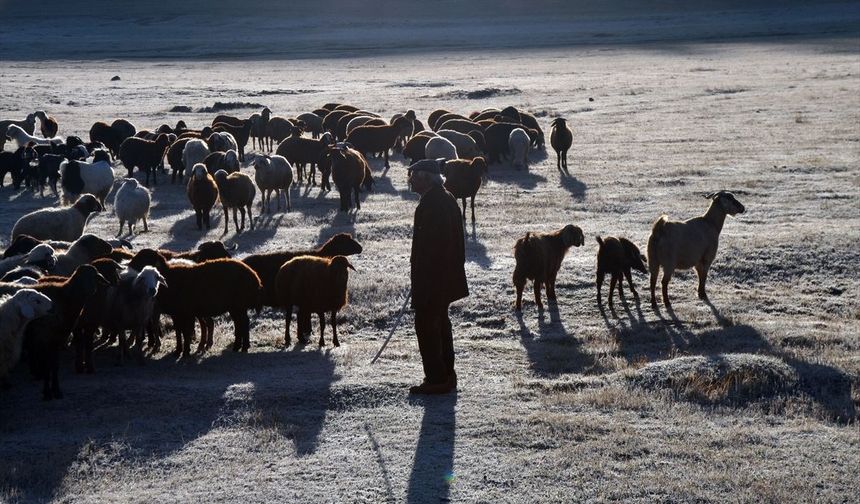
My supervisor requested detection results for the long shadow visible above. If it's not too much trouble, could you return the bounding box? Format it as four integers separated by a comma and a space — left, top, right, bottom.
615, 301, 856, 422
406, 393, 457, 504
0, 342, 340, 501
464, 227, 491, 269
559, 171, 587, 200
488, 163, 546, 190
515, 302, 595, 376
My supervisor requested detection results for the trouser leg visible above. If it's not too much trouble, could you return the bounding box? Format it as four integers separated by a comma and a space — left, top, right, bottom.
440, 305, 454, 378
414, 306, 446, 385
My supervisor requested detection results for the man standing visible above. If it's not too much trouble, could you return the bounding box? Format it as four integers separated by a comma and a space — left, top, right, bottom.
408, 158, 469, 395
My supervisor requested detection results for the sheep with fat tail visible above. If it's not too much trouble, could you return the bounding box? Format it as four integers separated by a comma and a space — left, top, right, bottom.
647, 191, 745, 309
275, 255, 355, 347
513, 224, 585, 311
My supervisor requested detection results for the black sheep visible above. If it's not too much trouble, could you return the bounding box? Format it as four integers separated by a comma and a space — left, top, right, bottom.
595, 236, 648, 308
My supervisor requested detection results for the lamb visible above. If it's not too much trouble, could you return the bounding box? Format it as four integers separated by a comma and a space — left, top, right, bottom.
253, 154, 293, 213
0, 289, 53, 385
442, 157, 488, 223
207, 131, 238, 154
213, 169, 256, 234
276, 126, 331, 185
483, 122, 538, 164
166, 137, 192, 183
647, 191, 746, 309
52, 234, 113, 276
213, 121, 251, 162
182, 139, 210, 181
513, 224, 585, 311
11, 193, 103, 242
344, 116, 412, 168
329, 145, 370, 211
203, 149, 240, 174
60, 150, 115, 205
424, 136, 458, 161
128, 250, 262, 355
437, 129, 483, 160
595, 236, 648, 308
508, 128, 530, 170
6, 124, 56, 147
187, 164, 219, 231
114, 178, 152, 236
550, 118, 573, 172
34, 110, 59, 138
0, 144, 37, 190
119, 133, 170, 186
0, 244, 56, 279
275, 255, 355, 347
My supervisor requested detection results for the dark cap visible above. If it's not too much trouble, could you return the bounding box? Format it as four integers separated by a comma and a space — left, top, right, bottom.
408, 158, 446, 175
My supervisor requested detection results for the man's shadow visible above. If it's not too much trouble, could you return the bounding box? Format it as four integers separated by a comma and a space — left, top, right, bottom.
406, 393, 457, 503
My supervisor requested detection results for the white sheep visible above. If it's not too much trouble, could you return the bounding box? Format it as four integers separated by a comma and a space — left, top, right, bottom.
114, 178, 152, 236
508, 127, 530, 170
253, 154, 293, 213
0, 244, 56, 278
5, 124, 58, 148
107, 265, 167, 361
182, 139, 210, 175
437, 129, 483, 160
0, 289, 53, 383
11, 193, 103, 242
59, 156, 115, 206
425, 136, 458, 161
647, 191, 746, 309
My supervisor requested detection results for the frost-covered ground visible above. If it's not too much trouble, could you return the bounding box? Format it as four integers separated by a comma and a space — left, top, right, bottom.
1, 18, 859, 504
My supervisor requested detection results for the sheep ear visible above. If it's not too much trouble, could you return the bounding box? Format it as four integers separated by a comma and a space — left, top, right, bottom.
96, 272, 111, 286
346, 260, 356, 272
640, 254, 648, 264
19, 301, 35, 320
158, 274, 168, 289
704, 192, 717, 199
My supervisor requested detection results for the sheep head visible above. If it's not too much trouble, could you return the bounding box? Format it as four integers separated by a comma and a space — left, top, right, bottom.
12, 289, 53, 321
191, 163, 208, 181
551, 118, 567, 128
330, 255, 356, 272
252, 156, 271, 171
706, 191, 745, 216
196, 240, 234, 260
620, 238, 648, 273
136, 266, 168, 298
71, 234, 113, 260
224, 150, 240, 172
92, 149, 112, 163
128, 248, 169, 276
25, 244, 57, 271
319, 233, 363, 256
561, 224, 585, 248
72, 194, 104, 215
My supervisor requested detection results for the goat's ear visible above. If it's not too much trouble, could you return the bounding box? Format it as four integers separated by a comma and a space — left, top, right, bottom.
640, 254, 648, 264
551, 118, 559, 127
704, 192, 717, 199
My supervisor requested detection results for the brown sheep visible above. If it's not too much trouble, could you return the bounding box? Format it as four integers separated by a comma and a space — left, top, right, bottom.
213, 169, 256, 234
275, 255, 355, 347
119, 133, 170, 186
513, 224, 585, 311
186, 164, 219, 230
276, 127, 332, 185
344, 116, 412, 169
442, 157, 488, 223
595, 236, 647, 308
328, 145, 371, 211
550, 118, 573, 172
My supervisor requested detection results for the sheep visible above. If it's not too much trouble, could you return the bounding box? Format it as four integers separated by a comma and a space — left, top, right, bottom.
432, 113, 472, 131
296, 112, 324, 139
345, 116, 385, 137
276, 126, 332, 185
427, 109, 453, 130
513, 224, 585, 311
52, 234, 113, 277
111, 119, 137, 143
187, 164, 219, 231
483, 122, 538, 164
322, 110, 352, 135
166, 137, 192, 183
60, 150, 115, 205
89, 121, 122, 156
275, 255, 355, 347
119, 133, 170, 186
442, 157, 488, 223
34, 110, 58, 138
344, 117, 412, 169
128, 250, 262, 355
424, 136, 458, 161
253, 154, 293, 213
112, 240, 233, 264
402, 132, 438, 164
550, 118, 573, 172
71, 258, 123, 371
0, 113, 37, 149
32, 152, 64, 196
203, 149, 240, 174
437, 129, 483, 160
508, 128, 530, 170
250, 107, 272, 151
0, 144, 36, 190
6, 124, 55, 147
114, 178, 151, 236
266, 116, 297, 146
213, 169, 256, 234
0, 289, 53, 385
182, 139, 210, 180
336, 112, 375, 140
11, 193, 103, 242
0, 264, 110, 399
595, 236, 648, 308
0, 244, 56, 279
437, 119, 484, 137
647, 191, 746, 309
99, 265, 167, 365
213, 121, 251, 162
328, 145, 370, 211
334, 104, 360, 112
207, 131, 238, 154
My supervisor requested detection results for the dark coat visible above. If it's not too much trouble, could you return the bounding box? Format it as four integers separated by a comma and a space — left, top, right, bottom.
410, 184, 468, 310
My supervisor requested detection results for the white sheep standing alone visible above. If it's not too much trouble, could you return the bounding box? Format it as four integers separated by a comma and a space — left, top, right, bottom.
114, 178, 152, 236
424, 136, 458, 161
253, 154, 293, 213
0, 289, 53, 384
182, 139, 210, 175
509, 127, 530, 170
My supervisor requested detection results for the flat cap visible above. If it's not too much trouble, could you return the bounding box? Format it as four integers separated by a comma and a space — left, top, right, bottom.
408, 158, 446, 175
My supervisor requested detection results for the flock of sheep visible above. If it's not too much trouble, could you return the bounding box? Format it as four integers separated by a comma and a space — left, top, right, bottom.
0, 103, 745, 400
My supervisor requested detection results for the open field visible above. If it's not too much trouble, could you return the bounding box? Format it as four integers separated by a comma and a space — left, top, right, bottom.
0, 39, 859, 502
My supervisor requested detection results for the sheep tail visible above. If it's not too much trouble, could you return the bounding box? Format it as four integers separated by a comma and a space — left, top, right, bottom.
651, 215, 669, 242
514, 232, 532, 263
595, 236, 604, 247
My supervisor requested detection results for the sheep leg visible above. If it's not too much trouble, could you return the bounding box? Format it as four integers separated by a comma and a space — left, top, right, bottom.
384, 150, 390, 169
661, 268, 674, 309
649, 266, 660, 309
196, 317, 208, 354
318, 311, 326, 347
286, 189, 291, 212
513, 272, 525, 311
616, 272, 626, 301
223, 208, 231, 234
195, 210, 203, 230
247, 205, 254, 230
596, 270, 605, 307
534, 281, 543, 310
205, 210, 212, 230
284, 304, 293, 346
143, 216, 148, 232
236, 207, 244, 231
608, 274, 617, 308
695, 263, 709, 301
470, 196, 476, 223
117, 220, 125, 237
205, 318, 215, 349
331, 311, 340, 347
624, 269, 638, 298
461, 198, 467, 220
231, 309, 251, 352
354, 186, 361, 211
556, 150, 561, 170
